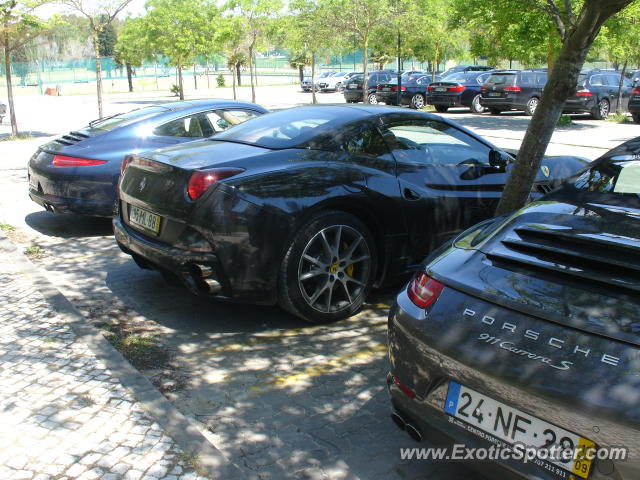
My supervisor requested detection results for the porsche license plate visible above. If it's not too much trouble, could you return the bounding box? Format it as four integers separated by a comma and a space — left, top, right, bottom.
129, 205, 161, 234
445, 382, 596, 479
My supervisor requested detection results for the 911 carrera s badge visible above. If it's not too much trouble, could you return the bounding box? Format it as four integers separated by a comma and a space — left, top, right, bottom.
541, 166, 550, 178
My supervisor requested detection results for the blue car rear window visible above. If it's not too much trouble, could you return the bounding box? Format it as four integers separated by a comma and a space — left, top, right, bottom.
89, 106, 168, 131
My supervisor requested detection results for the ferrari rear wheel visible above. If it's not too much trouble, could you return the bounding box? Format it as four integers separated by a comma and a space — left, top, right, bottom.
278, 211, 376, 323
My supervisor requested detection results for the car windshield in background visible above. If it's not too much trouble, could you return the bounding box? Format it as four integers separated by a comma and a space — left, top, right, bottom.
574, 159, 640, 196
485, 73, 516, 86
212, 108, 354, 149
90, 106, 168, 131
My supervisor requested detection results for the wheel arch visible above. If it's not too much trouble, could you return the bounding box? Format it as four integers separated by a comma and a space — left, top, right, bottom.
294, 198, 390, 286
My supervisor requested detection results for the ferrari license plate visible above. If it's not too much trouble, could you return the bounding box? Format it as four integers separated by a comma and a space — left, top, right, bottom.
444, 382, 596, 479
129, 205, 161, 234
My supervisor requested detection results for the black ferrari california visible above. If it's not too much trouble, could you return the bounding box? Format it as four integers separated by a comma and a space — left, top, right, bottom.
28, 100, 267, 217
388, 137, 640, 479
114, 105, 587, 323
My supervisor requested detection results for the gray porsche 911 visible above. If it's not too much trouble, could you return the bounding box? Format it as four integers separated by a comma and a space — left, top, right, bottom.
388, 137, 640, 479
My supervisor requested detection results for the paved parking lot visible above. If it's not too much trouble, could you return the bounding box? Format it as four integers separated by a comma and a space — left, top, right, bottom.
1, 86, 639, 479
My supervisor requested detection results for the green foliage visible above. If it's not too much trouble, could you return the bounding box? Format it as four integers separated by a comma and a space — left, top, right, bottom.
97, 15, 116, 56
169, 83, 180, 96
606, 111, 630, 123
216, 73, 225, 87
556, 114, 572, 127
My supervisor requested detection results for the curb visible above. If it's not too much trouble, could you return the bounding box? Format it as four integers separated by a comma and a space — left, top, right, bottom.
0, 234, 243, 479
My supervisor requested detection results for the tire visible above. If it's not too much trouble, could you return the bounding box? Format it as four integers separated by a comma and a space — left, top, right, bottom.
410, 93, 425, 109
525, 97, 540, 116
470, 94, 484, 114
632, 112, 640, 124
489, 108, 502, 115
336, 82, 343, 92
278, 211, 377, 323
592, 98, 610, 120
368, 93, 378, 104
434, 105, 449, 113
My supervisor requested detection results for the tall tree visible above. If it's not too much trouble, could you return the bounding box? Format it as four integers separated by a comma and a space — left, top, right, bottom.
1, 0, 52, 136
283, 0, 337, 104
495, 0, 637, 215
228, 0, 282, 103
325, 0, 391, 103
62, 0, 133, 118
97, 14, 116, 56
114, 16, 146, 92
124, 0, 215, 100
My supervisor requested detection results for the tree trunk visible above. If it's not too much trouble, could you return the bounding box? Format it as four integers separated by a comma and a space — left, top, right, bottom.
495, 0, 633, 216
177, 64, 184, 100
311, 54, 317, 104
126, 63, 133, 92
617, 61, 627, 113
362, 37, 369, 104
3, 33, 18, 136
93, 31, 104, 119
236, 64, 241, 86
298, 65, 304, 82
249, 44, 256, 103
232, 66, 236, 99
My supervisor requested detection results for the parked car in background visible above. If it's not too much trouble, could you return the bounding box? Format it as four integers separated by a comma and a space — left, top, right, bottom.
564, 69, 633, 119
301, 71, 336, 92
343, 71, 394, 103
0, 100, 6, 123
376, 74, 443, 109
317, 71, 359, 92
388, 136, 640, 480
28, 100, 267, 217
628, 70, 640, 84
374, 72, 428, 105
630, 83, 640, 123
440, 65, 494, 78
426, 70, 494, 113
114, 104, 587, 323
480, 69, 548, 115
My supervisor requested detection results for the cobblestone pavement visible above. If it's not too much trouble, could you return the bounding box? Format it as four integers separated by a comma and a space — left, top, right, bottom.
0, 246, 214, 480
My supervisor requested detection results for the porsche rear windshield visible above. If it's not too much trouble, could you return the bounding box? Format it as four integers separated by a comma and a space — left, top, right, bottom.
211, 108, 360, 149
574, 159, 640, 195
89, 106, 168, 130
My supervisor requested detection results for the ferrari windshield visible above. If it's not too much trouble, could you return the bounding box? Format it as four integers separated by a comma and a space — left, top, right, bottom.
574, 159, 640, 195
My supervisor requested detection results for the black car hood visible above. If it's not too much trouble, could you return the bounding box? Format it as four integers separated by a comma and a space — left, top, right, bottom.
429, 194, 640, 346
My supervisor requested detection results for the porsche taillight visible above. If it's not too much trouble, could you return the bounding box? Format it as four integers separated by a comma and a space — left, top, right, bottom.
52, 155, 107, 167
407, 272, 445, 309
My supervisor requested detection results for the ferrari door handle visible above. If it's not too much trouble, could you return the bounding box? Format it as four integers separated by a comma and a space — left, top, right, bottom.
403, 188, 421, 200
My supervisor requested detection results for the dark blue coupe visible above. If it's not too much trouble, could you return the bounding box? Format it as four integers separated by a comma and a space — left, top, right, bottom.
28, 99, 267, 217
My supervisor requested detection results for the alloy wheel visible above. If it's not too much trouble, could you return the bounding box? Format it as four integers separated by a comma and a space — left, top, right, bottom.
368, 93, 378, 104
471, 95, 483, 113
599, 99, 610, 119
297, 225, 371, 313
411, 94, 425, 109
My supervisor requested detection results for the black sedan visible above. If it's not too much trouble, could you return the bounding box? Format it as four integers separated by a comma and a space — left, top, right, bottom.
27, 100, 267, 217
114, 105, 587, 323
388, 138, 640, 479
427, 70, 494, 113
374, 72, 429, 106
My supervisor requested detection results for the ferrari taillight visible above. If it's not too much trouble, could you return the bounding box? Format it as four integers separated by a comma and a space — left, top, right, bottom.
187, 168, 245, 200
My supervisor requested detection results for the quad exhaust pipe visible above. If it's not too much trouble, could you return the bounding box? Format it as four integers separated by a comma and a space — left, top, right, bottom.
391, 410, 423, 442
191, 263, 221, 295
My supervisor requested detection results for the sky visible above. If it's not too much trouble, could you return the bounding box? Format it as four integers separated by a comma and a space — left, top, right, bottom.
35, 0, 147, 19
